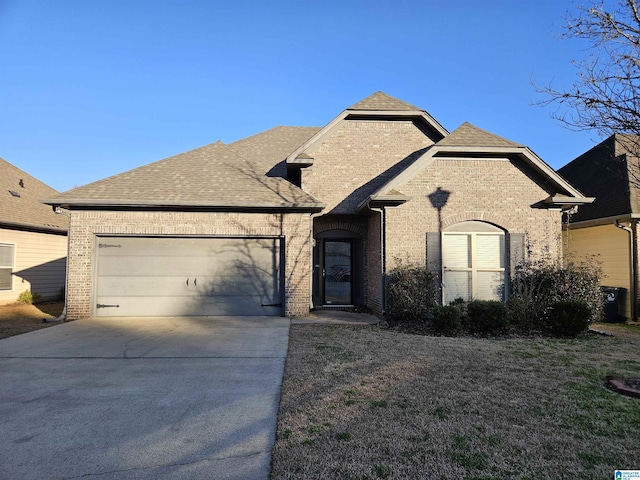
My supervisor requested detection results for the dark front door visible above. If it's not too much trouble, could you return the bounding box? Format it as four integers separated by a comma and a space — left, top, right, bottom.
323, 240, 352, 305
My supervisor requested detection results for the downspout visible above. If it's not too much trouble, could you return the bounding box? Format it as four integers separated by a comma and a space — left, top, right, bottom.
50, 205, 69, 322
381, 207, 387, 314
370, 207, 387, 315
309, 212, 321, 311
615, 219, 638, 321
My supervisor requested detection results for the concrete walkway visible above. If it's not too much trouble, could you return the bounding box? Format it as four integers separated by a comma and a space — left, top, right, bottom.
0, 317, 290, 480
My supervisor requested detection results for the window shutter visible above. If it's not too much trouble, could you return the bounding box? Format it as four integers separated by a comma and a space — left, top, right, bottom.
509, 233, 525, 273
426, 232, 441, 272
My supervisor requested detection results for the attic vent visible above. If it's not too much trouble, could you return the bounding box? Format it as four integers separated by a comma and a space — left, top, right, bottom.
9, 190, 20, 198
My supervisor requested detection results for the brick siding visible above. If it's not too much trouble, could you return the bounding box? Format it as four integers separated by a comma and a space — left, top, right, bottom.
65, 210, 312, 319
384, 157, 563, 269
303, 120, 434, 214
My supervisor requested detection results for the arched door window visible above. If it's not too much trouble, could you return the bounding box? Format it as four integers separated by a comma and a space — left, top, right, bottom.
442, 221, 505, 304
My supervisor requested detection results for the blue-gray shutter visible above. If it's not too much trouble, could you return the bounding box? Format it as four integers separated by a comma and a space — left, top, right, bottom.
509, 233, 525, 274
426, 232, 441, 273
426, 232, 443, 303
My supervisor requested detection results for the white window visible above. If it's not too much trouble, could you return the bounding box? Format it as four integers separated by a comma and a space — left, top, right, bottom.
0, 244, 15, 290
442, 222, 505, 304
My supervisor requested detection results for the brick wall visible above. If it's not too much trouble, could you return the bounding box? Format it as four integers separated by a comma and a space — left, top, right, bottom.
384, 157, 563, 270
65, 210, 312, 319
366, 211, 383, 315
303, 120, 434, 214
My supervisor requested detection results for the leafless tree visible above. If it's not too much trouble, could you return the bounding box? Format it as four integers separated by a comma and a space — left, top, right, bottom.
536, 0, 640, 183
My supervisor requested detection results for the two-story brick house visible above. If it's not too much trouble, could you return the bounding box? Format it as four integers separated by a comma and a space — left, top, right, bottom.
45, 92, 591, 319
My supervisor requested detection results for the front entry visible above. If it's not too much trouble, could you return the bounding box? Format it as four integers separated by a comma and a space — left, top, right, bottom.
313, 228, 364, 308
323, 240, 352, 305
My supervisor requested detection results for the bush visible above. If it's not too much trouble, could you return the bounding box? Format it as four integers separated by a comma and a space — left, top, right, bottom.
509, 256, 603, 327
17, 290, 41, 304
431, 305, 462, 335
465, 300, 509, 335
386, 260, 438, 322
545, 300, 591, 337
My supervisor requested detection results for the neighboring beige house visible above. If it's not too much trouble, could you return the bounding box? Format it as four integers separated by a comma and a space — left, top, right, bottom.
559, 134, 640, 321
0, 158, 68, 304
44, 92, 591, 320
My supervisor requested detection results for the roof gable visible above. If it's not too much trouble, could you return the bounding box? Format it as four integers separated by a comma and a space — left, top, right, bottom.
357, 123, 592, 211
0, 158, 67, 232
286, 92, 448, 167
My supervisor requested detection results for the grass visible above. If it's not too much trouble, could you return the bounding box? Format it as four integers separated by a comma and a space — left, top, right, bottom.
270, 323, 640, 479
0, 301, 65, 339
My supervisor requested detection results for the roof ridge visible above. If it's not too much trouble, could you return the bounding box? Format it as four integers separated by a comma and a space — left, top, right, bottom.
347, 91, 422, 111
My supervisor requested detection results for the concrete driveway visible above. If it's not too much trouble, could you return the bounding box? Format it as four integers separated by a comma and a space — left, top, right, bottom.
0, 316, 290, 480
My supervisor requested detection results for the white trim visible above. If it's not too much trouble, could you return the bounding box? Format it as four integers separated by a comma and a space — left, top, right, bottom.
0, 243, 16, 291
442, 228, 506, 303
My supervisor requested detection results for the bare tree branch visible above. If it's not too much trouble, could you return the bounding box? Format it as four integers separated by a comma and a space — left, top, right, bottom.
534, 0, 640, 185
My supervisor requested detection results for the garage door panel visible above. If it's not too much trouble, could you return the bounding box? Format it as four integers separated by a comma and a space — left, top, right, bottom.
96, 295, 280, 317
97, 255, 275, 277
98, 238, 278, 257
97, 275, 279, 298
95, 237, 282, 317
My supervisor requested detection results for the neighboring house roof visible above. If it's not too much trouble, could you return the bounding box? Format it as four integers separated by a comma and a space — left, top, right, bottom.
559, 134, 640, 224
0, 158, 68, 233
45, 140, 324, 211
358, 122, 594, 212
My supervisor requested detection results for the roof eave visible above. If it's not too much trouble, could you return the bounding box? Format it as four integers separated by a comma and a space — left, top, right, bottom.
0, 220, 68, 235
43, 198, 325, 213
543, 195, 596, 210
566, 213, 640, 229
356, 194, 411, 213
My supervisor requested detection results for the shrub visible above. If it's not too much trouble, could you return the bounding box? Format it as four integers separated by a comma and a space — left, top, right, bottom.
545, 300, 591, 337
431, 305, 462, 335
386, 260, 438, 322
465, 300, 509, 335
17, 290, 41, 304
509, 256, 603, 327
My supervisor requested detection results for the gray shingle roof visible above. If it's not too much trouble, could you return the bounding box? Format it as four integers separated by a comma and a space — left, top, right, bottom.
436, 122, 524, 148
558, 134, 637, 222
228, 126, 321, 177
347, 91, 421, 111
0, 158, 68, 232
46, 136, 323, 210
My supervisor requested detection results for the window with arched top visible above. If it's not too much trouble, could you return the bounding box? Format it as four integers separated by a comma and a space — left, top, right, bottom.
442, 221, 505, 304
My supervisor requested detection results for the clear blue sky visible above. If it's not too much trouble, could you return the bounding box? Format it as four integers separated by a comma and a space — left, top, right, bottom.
0, 0, 606, 192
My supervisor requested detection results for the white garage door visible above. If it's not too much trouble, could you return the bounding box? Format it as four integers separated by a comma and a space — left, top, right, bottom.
95, 237, 282, 317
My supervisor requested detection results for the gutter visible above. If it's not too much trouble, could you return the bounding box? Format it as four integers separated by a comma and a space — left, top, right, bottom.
43, 200, 325, 214
616, 219, 638, 321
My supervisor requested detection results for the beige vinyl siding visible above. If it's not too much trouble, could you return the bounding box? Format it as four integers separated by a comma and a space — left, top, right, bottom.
564, 224, 630, 319
0, 227, 67, 303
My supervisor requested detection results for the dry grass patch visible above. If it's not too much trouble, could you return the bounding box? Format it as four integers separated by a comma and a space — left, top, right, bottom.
0, 301, 65, 339
271, 324, 640, 479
